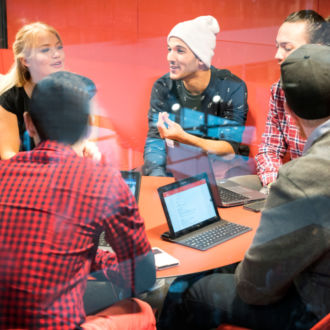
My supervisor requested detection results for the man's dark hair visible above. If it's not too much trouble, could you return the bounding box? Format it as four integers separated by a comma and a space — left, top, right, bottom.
30, 71, 96, 144
284, 10, 325, 43
312, 17, 330, 46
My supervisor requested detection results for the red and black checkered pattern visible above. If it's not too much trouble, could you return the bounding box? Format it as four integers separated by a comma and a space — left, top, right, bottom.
256, 80, 307, 186
0, 141, 151, 329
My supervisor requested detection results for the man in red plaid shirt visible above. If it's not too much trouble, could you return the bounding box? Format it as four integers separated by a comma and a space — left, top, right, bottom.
255, 10, 327, 191
0, 71, 155, 329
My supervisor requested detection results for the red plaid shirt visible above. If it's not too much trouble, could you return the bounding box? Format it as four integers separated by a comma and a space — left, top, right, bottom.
255, 81, 306, 186
0, 141, 151, 329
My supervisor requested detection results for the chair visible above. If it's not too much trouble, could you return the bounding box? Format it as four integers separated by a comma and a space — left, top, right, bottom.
81, 297, 156, 330
310, 313, 330, 330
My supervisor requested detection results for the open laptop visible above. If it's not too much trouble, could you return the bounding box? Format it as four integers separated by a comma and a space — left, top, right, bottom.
98, 170, 141, 251
166, 142, 266, 207
158, 172, 252, 251
120, 170, 141, 202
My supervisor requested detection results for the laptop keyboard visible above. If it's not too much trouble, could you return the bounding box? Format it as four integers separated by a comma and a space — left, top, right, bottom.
218, 187, 249, 203
180, 221, 251, 251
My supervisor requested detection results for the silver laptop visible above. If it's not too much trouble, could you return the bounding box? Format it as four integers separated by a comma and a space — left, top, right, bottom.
158, 173, 252, 251
166, 142, 266, 207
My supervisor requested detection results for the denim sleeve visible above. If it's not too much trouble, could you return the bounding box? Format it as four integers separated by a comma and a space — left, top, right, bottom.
143, 137, 167, 176
143, 77, 172, 176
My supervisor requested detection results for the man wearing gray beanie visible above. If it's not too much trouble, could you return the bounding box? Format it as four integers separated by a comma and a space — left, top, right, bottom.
143, 16, 250, 178
159, 44, 330, 330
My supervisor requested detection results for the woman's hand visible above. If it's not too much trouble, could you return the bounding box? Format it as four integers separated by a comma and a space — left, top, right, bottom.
73, 140, 102, 161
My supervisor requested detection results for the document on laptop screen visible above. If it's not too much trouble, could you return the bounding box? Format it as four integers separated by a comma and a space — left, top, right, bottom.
125, 177, 136, 196
162, 178, 217, 233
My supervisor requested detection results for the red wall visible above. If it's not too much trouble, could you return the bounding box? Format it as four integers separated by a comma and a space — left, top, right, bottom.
1, 0, 329, 169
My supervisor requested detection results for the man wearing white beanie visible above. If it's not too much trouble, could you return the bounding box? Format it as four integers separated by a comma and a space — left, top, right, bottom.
143, 16, 250, 177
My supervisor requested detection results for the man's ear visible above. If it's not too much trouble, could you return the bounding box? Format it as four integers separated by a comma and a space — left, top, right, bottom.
198, 59, 208, 71
23, 112, 38, 138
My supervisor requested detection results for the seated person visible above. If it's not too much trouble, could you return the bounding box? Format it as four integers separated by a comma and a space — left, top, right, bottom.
235, 10, 327, 192
0, 21, 99, 160
159, 44, 330, 330
0, 71, 156, 329
143, 15, 250, 178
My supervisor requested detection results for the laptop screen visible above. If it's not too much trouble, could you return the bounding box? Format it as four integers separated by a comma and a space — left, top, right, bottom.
166, 142, 222, 207
158, 173, 220, 238
120, 171, 141, 202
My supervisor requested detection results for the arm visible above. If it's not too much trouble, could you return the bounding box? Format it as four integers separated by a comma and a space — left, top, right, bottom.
255, 83, 289, 186
143, 77, 170, 176
235, 175, 328, 305
157, 112, 234, 155
200, 69, 249, 154
143, 136, 167, 176
0, 105, 20, 159
92, 171, 156, 294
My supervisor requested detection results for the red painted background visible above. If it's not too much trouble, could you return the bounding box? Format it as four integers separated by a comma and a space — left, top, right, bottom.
1, 0, 329, 169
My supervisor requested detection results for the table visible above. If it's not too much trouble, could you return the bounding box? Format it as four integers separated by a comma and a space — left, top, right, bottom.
138, 176, 261, 278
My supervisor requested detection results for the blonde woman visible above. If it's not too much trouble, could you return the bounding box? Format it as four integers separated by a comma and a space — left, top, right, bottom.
0, 22, 100, 160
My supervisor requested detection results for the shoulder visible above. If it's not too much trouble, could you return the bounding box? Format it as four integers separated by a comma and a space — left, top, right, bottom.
153, 73, 172, 90
150, 73, 175, 101
0, 86, 27, 114
271, 80, 281, 90
209, 67, 247, 97
73, 157, 126, 196
0, 85, 19, 100
269, 138, 330, 207
211, 67, 245, 85
270, 80, 284, 96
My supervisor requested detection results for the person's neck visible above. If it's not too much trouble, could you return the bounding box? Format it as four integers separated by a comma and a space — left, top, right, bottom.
182, 69, 211, 95
24, 80, 35, 98
299, 116, 330, 139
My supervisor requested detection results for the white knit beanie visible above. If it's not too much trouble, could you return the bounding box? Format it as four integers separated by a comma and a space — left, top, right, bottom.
167, 16, 220, 68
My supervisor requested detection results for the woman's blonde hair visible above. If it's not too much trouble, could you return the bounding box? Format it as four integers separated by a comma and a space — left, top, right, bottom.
0, 22, 62, 95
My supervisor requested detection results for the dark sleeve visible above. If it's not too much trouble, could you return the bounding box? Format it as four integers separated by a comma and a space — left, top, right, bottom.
206, 69, 248, 154
224, 75, 248, 125
227, 78, 248, 154
146, 75, 173, 139
0, 87, 29, 142
143, 75, 172, 176
0, 87, 22, 115
93, 170, 156, 294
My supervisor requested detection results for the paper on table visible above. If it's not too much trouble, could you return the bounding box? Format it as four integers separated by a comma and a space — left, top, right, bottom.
152, 247, 180, 270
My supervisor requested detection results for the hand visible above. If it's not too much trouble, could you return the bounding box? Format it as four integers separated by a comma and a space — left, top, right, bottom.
260, 182, 273, 195
82, 140, 102, 161
73, 140, 102, 161
157, 112, 185, 141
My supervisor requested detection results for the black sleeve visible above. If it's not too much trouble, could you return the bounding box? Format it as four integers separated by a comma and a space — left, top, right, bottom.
0, 87, 20, 115
146, 75, 172, 139
0, 87, 32, 149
